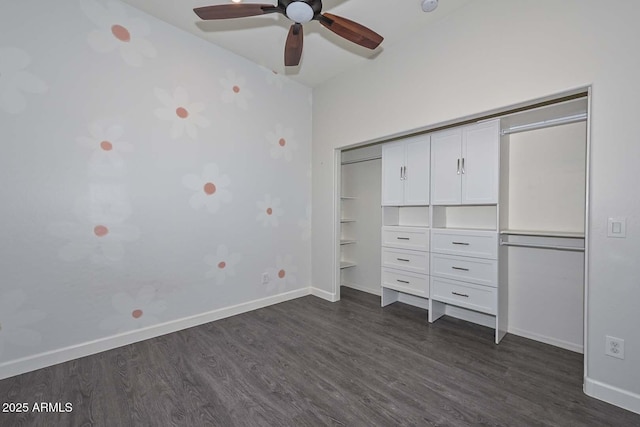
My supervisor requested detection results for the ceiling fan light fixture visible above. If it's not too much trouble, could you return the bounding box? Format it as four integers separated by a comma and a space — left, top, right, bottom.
421, 0, 438, 12
286, 2, 314, 23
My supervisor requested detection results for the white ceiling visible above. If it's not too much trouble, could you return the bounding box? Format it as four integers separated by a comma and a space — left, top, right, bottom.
120, 0, 474, 87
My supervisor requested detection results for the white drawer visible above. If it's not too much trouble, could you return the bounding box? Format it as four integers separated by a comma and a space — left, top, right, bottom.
430, 276, 496, 315
382, 248, 429, 274
431, 229, 497, 259
381, 268, 429, 298
431, 253, 497, 287
382, 226, 429, 251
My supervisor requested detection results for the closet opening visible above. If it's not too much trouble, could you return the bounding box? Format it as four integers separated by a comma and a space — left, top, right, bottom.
337, 145, 383, 299
333, 87, 590, 358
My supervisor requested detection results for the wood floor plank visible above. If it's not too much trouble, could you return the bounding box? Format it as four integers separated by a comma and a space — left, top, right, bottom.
1, 287, 639, 426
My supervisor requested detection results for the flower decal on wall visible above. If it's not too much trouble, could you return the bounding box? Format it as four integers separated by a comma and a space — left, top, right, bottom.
256, 194, 284, 227
298, 204, 311, 241
0, 47, 47, 114
154, 87, 210, 139
0, 290, 46, 358
205, 245, 242, 285
48, 200, 140, 264
267, 124, 298, 162
182, 163, 232, 213
78, 120, 133, 171
99, 286, 167, 333
80, 0, 157, 67
265, 255, 297, 293
220, 70, 253, 110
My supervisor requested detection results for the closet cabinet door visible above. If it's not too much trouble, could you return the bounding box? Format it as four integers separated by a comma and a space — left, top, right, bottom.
381, 142, 405, 206
404, 137, 430, 205
431, 129, 462, 205
461, 120, 499, 204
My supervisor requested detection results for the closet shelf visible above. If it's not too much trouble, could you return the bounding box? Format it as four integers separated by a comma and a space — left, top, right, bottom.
340, 261, 356, 269
340, 240, 356, 245
500, 229, 584, 239
432, 226, 497, 232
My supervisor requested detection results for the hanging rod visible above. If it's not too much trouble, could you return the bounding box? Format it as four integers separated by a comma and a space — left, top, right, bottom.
501, 113, 587, 135
500, 241, 585, 252
341, 155, 382, 165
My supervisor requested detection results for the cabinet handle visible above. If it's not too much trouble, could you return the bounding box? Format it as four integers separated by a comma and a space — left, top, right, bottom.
397, 279, 410, 284
452, 291, 469, 298
397, 237, 410, 240
457, 158, 461, 175
461, 157, 466, 174
400, 166, 403, 180
451, 241, 469, 245
403, 166, 407, 180
451, 266, 469, 271
397, 258, 410, 262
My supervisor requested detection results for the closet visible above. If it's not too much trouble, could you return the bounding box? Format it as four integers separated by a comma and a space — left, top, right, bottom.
337, 93, 588, 351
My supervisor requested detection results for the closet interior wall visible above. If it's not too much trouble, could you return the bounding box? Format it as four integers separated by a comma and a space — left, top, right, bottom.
340, 146, 382, 296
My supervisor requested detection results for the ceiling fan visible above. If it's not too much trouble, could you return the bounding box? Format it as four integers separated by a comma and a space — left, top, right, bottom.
193, 1, 384, 66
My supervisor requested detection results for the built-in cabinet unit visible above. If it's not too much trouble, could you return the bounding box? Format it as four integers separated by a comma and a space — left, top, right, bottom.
427, 119, 504, 344
378, 119, 505, 343
380, 135, 431, 306
381, 135, 430, 206
430, 120, 500, 205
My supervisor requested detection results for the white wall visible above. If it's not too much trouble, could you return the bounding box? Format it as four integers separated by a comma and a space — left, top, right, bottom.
0, 0, 311, 377
312, 0, 640, 413
508, 122, 586, 232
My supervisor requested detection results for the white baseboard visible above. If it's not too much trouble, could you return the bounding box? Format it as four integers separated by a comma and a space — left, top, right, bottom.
310, 286, 338, 302
508, 326, 583, 354
0, 287, 311, 381
341, 282, 381, 296
585, 377, 640, 415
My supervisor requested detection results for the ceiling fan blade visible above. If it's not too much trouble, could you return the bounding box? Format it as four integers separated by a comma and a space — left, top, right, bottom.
318, 13, 383, 50
194, 4, 280, 20
284, 23, 303, 66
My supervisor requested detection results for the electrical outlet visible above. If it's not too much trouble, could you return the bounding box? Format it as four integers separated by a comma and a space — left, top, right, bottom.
605, 336, 625, 359
262, 273, 270, 285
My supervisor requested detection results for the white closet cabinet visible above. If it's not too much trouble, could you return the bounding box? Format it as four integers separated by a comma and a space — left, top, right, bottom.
431, 120, 500, 205
381, 135, 430, 206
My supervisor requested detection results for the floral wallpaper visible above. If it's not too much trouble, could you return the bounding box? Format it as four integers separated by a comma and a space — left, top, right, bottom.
0, 0, 311, 367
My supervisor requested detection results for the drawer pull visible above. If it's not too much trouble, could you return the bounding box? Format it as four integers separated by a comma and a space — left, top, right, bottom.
397, 237, 410, 240
397, 279, 410, 284
397, 258, 410, 262
451, 241, 469, 246
452, 291, 469, 298
451, 266, 469, 271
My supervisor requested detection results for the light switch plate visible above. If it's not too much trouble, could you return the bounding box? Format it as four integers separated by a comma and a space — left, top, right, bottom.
607, 218, 626, 238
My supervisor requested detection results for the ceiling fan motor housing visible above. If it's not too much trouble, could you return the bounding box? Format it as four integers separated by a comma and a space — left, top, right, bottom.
280, 0, 323, 22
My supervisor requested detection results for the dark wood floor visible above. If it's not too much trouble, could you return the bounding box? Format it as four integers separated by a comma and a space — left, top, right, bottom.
1, 287, 639, 427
